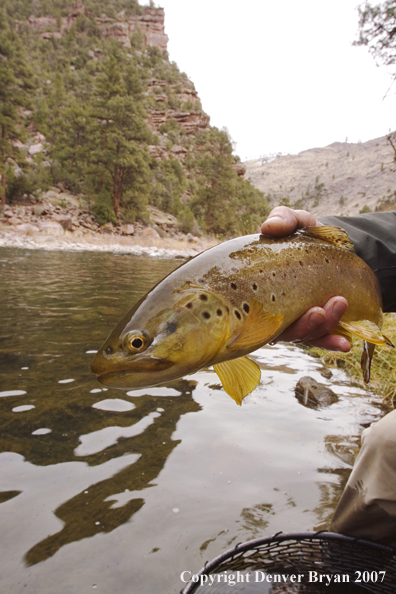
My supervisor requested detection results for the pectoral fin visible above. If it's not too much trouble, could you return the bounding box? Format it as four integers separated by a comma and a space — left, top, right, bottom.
338, 320, 394, 347
213, 356, 261, 406
227, 299, 284, 351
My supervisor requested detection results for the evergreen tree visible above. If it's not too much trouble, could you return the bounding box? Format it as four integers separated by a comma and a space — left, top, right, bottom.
0, 9, 34, 206
191, 128, 239, 235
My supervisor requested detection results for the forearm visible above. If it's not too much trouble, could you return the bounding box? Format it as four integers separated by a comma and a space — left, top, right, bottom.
320, 211, 396, 313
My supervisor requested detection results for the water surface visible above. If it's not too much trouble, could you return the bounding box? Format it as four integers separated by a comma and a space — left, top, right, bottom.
0, 247, 385, 593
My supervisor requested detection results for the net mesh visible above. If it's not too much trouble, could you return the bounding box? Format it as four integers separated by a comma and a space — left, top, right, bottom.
181, 531, 396, 594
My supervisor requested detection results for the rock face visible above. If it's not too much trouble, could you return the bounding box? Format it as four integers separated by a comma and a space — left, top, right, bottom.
23, 3, 168, 51
0, 190, 186, 239
295, 376, 339, 409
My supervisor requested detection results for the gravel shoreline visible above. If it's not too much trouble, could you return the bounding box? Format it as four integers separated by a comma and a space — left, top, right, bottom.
0, 228, 212, 258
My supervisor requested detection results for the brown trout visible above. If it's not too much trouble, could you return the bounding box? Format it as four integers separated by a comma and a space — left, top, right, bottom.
91, 226, 392, 405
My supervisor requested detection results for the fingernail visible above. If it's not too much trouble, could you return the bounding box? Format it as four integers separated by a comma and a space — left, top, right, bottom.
307, 310, 326, 330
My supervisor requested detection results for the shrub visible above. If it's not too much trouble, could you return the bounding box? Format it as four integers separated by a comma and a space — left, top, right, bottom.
91, 191, 117, 225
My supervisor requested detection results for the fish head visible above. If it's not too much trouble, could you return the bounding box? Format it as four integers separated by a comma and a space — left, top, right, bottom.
91, 288, 231, 389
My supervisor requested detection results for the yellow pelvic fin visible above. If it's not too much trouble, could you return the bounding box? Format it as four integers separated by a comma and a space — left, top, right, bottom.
338, 320, 394, 347
361, 340, 375, 384
299, 226, 355, 251
213, 356, 261, 406
330, 324, 352, 342
227, 298, 284, 351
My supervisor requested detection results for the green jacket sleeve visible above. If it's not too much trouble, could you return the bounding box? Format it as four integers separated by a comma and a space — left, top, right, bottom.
319, 211, 396, 313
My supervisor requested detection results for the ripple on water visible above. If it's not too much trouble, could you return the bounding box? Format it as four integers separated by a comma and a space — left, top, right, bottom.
0, 390, 27, 398
12, 405, 35, 412
74, 411, 161, 456
31, 428, 52, 436
92, 399, 135, 412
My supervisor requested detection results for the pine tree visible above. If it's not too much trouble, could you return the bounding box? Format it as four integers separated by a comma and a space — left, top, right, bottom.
191, 128, 238, 235
88, 44, 154, 216
0, 9, 34, 206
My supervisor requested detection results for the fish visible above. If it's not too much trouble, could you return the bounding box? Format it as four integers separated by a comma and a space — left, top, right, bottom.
91, 226, 393, 405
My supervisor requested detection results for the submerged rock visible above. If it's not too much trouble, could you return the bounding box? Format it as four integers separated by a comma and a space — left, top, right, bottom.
295, 376, 339, 409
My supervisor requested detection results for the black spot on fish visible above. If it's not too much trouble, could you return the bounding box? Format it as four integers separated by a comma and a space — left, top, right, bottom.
186, 302, 193, 309
299, 261, 304, 266
272, 271, 276, 277
198, 278, 205, 285
202, 311, 211, 320
234, 310, 241, 320
217, 309, 222, 316
230, 282, 237, 290
243, 303, 250, 314
252, 283, 258, 291
200, 294, 208, 301
105, 346, 113, 355
165, 322, 178, 334
271, 294, 276, 302
325, 258, 330, 263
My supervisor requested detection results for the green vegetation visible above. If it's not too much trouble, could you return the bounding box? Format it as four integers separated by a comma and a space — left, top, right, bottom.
0, 8, 35, 206
359, 204, 372, 214
0, 0, 268, 236
310, 314, 396, 407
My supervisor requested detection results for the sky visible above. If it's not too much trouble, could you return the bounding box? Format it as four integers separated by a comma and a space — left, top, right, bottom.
143, 0, 396, 161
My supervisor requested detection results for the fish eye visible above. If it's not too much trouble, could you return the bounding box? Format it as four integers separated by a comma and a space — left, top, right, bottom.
122, 331, 149, 354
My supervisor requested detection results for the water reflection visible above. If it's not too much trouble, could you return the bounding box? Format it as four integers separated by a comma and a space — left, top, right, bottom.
25, 388, 199, 566
0, 247, 386, 594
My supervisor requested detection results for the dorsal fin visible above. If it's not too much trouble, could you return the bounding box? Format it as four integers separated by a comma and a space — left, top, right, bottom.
299, 226, 355, 251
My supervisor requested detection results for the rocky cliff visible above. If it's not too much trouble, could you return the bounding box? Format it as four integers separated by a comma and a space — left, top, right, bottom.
22, 2, 168, 51
19, 2, 210, 157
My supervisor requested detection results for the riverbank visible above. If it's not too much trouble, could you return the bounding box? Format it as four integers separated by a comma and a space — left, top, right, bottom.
0, 192, 218, 258
0, 227, 217, 258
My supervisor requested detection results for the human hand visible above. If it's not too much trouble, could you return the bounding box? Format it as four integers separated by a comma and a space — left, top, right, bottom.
261, 207, 351, 352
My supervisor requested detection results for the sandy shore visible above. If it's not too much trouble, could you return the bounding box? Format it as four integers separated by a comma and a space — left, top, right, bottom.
0, 228, 217, 258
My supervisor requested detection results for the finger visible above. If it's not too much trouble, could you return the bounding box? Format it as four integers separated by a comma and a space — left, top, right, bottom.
307, 334, 351, 352
260, 207, 319, 237
306, 297, 348, 342
273, 297, 351, 352
275, 307, 327, 344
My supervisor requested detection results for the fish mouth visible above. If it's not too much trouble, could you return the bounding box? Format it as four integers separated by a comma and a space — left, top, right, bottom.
94, 357, 175, 388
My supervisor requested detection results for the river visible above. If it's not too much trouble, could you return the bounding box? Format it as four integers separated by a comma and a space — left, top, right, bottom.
0, 247, 385, 594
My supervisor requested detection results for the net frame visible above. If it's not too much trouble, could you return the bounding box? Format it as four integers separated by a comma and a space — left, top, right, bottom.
181, 531, 396, 594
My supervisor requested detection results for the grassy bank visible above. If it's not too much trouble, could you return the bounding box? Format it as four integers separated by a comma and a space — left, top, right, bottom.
310, 313, 396, 407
